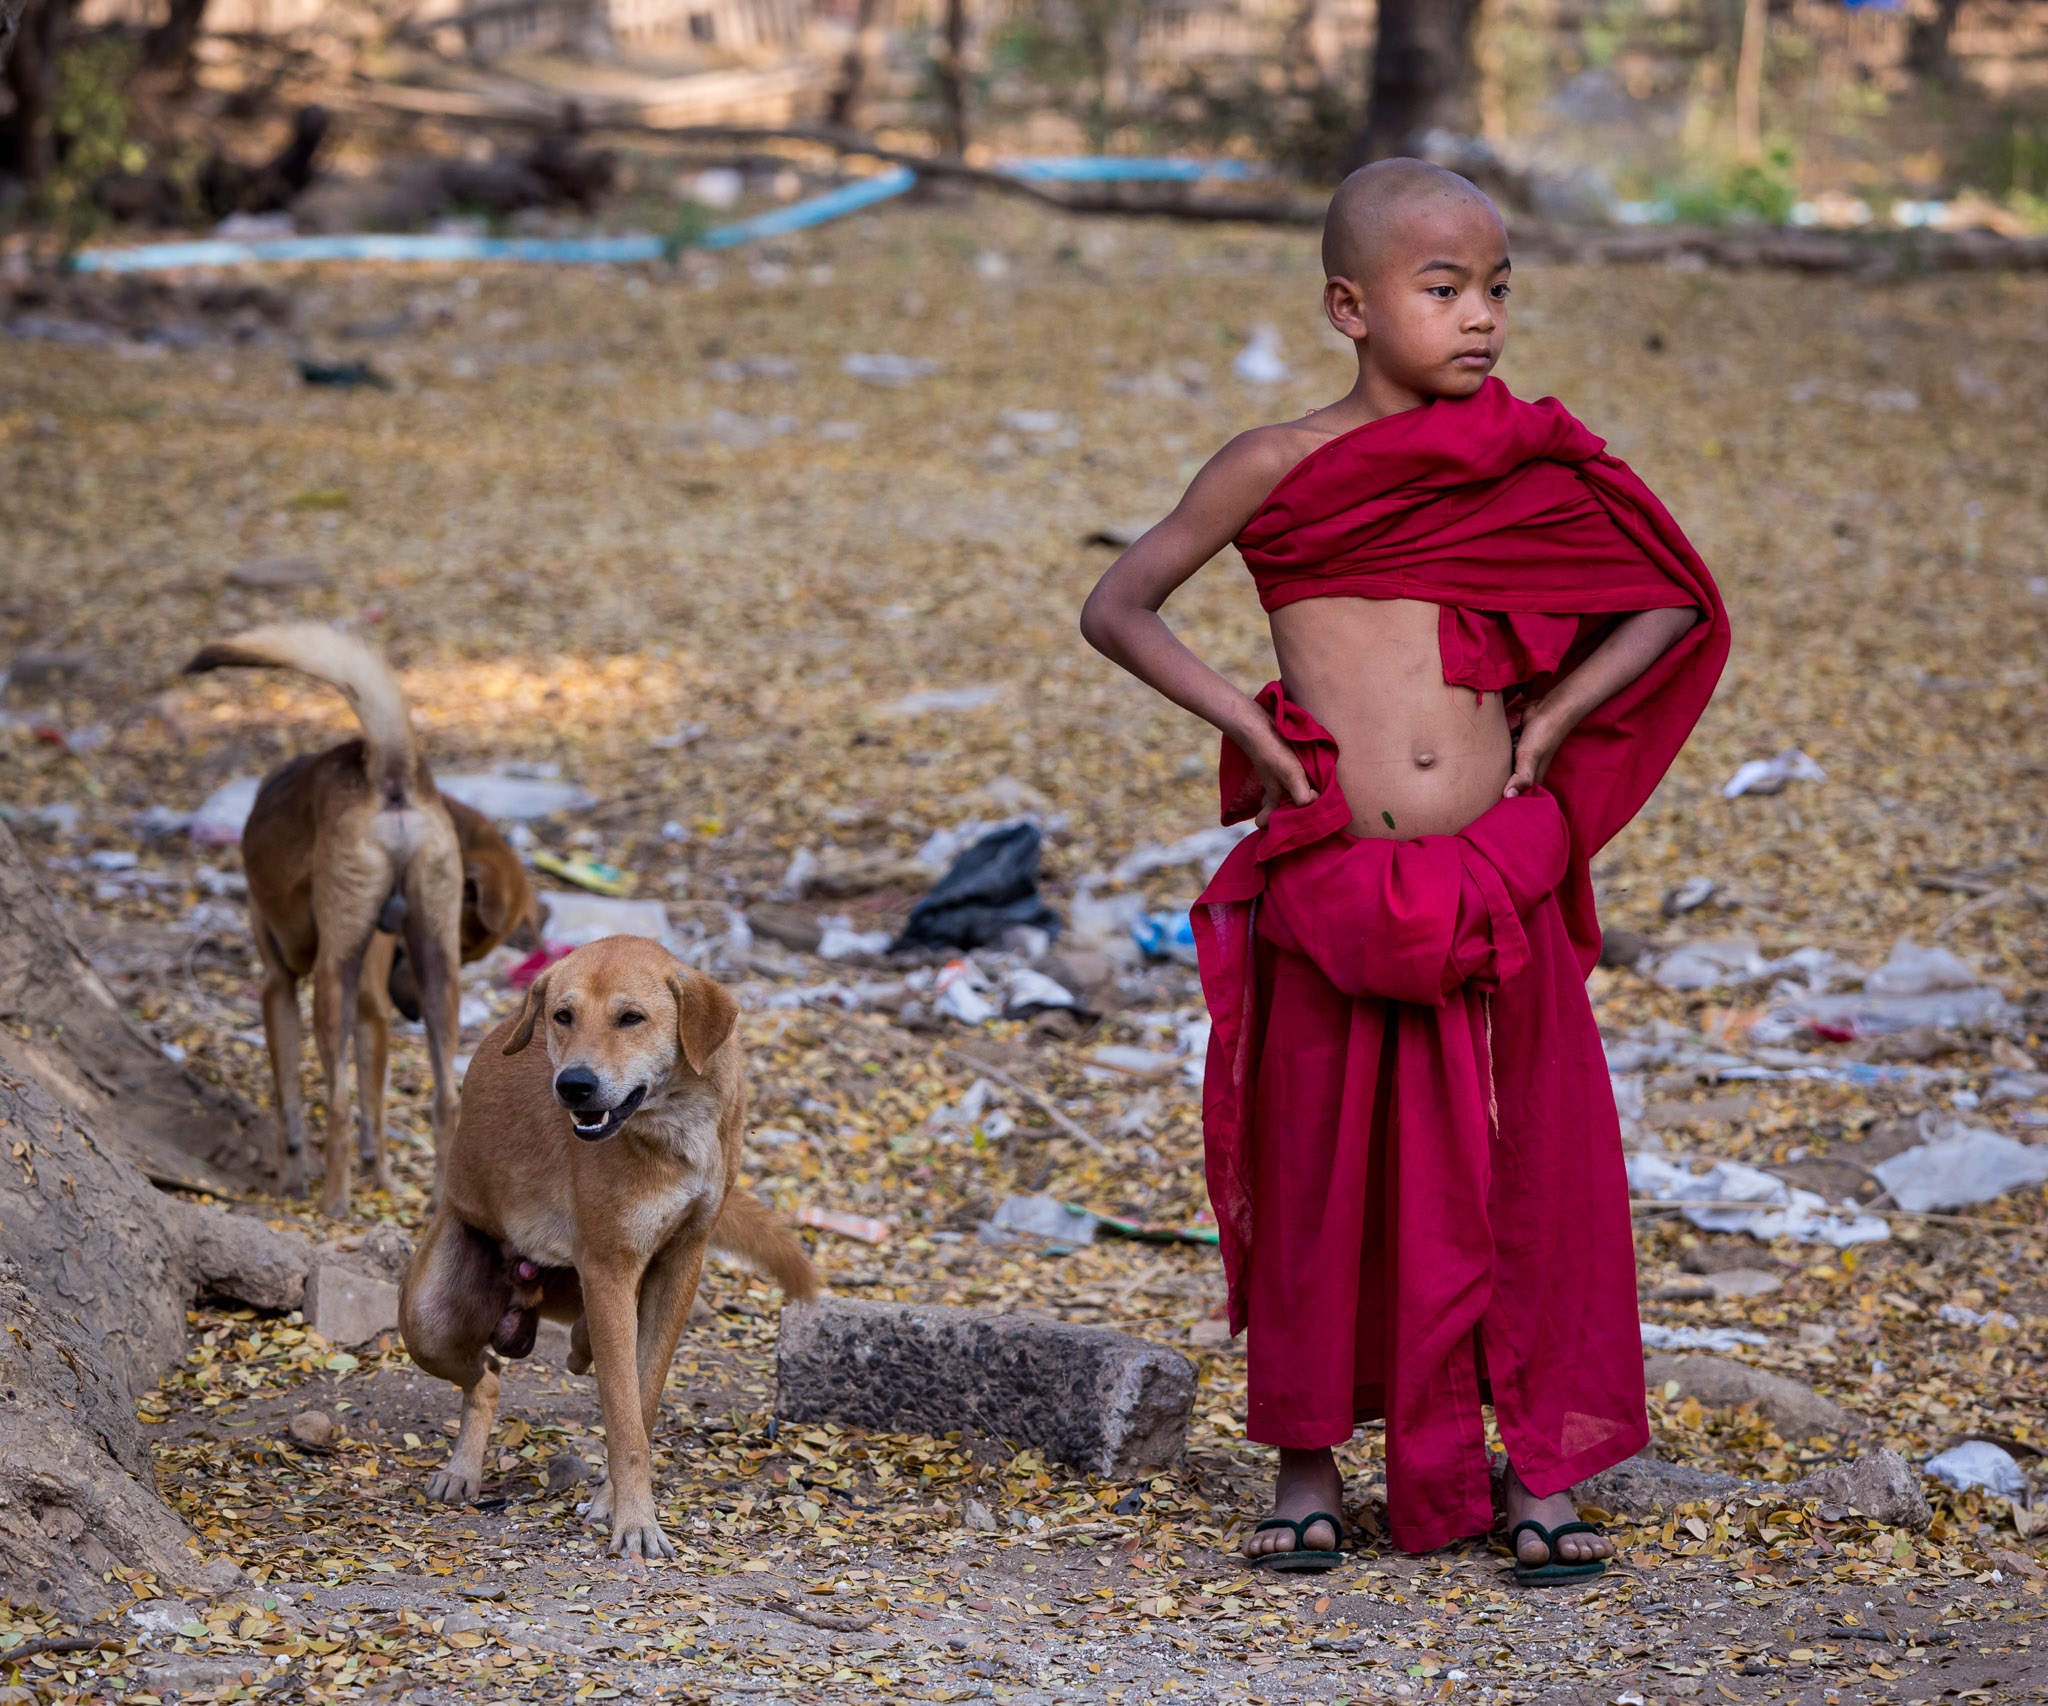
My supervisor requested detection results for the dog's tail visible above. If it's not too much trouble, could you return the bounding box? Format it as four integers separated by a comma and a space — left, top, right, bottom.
711, 1188, 819, 1302
185, 623, 417, 801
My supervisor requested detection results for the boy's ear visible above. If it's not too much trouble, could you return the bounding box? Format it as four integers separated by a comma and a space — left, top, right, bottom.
667, 972, 738, 1076
503, 968, 554, 1056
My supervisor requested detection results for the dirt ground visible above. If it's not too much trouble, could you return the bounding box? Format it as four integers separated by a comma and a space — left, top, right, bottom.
2, 196, 2046, 1703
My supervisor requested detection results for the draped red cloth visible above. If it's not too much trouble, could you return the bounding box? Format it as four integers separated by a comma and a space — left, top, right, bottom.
1191, 378, 1729, 1553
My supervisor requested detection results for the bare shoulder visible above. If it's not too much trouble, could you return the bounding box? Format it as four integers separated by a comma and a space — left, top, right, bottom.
1191, 415, 1352, 516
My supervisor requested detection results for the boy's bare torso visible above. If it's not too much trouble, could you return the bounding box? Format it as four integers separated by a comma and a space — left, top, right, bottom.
1239, 416, 1513, 842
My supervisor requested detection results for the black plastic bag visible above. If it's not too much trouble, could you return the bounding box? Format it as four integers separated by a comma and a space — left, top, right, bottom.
891, 822, 1062, 952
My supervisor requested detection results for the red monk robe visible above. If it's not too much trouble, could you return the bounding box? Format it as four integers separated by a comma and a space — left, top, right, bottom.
1192, 378, 1730, 1554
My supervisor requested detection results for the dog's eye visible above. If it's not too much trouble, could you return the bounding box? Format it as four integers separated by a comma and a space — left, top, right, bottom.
552, 1008, 573, 1026
616, 1012, 645, 1027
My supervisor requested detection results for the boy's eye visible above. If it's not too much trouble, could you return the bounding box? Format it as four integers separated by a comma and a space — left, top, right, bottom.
1490, 283, 1512, 299
1428, 285, 1456, 299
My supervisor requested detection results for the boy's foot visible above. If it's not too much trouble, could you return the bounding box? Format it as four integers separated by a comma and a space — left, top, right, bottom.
1242, 1446, 1345, 1562
1501, 1460, 1615, 1569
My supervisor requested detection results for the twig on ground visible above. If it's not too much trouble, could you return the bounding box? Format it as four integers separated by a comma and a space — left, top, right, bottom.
765, 1600, 878, 1632
946, 1048, 1108, 1155
1, 1634, 123, 1667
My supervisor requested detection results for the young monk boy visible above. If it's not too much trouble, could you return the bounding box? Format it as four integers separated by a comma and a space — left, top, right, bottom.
1080, 159, 1729, 1579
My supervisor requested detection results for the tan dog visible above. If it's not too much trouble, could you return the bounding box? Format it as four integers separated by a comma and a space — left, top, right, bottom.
185, 625, 534, 1212
399, 936, 816, 1558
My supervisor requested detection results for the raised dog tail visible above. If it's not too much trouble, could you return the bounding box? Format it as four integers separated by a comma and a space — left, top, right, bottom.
185, 622, 418, 799
711, 1188, 819, 1302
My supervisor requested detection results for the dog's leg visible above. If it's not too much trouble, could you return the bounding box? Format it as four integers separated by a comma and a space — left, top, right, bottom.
353, 964, 395, 1197
400, 1216, 509, 1504
257, 941, 308, 1198
312, 938, 371, 1219
633, 1236, 710, 1442
403, 894, 463, 1203
580, 1264, 673, 1559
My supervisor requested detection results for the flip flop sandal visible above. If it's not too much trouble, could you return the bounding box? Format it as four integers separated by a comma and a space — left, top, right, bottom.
1248, 1511, 1347, 1573
1507, 1518, 1610, 1585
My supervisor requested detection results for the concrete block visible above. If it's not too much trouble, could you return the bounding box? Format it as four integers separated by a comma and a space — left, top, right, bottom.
775, 1297, 1195, 1478
304, 1264, 400, 1348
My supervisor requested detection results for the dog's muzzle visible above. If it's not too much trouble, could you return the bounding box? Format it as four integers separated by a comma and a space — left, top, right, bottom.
556, 1080, 646, 1142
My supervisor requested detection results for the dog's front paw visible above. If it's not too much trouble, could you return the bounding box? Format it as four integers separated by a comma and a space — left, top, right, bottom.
609, 1517, 675, 1561
425, 1465, 479, 1504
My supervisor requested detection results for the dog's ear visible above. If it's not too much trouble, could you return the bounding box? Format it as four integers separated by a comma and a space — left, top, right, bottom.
463, 858, 511, 940
667, 972, 738, 1077
503, 968, 554, 1056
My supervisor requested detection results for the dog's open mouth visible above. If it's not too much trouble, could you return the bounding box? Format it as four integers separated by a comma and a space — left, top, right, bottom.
566, 1084, 646, 1141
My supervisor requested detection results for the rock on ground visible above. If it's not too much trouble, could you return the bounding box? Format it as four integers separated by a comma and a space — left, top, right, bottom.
1784, 1446, 1933, 1531
304, 1264, 401, 1348
1571, 1451, 1747, 1516
1644, 1353, 1866, 1439
776, 1297, 1196, 1478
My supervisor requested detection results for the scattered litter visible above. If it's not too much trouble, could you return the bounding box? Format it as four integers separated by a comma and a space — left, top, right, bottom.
507, 942, 575, 989
1756, 939, 2010, 1040
1864, 939, 1988, 997
648, 721, 708, 750
438, 770, 599, 821
537, 891, 677, 952
893, 822, 1060, 953
1722, 747, 1827, 799
1084, 519, 1151, 548
298, 358, 391, 390
1627, 1151, 1891, 1246
797, 1206, 891, 1245
816, 916, 895, 959
1131, 911, 1199, 967
990, 1196, 1098, 1247
531, 850, 632, 895
688, 167, 743, 209
881, 684, 1006, 717
1067, 888, 1148, 958
1870, 1117, 2048, 1213
1638, 1324, 1771, 1352
843, 352, 940, 385
705, 353, 799, 381
229, 554, 326, 590
1649, 936, 1854, 993
1231, 325, 1290, 384
752, 1127, 807, 1148
1092, 1211, 1221, 1247
1662, 876, 1718, 916
1086, 1044, 1184, 1079
932, 960, 999, 1026
1111, 822, 1254, 885
925, 1078, 999, 1141
1925, 1441, 2029, 1499
187, 774, 263, 845
1004, 967, 1080, 1016
1936, 1303, 2021, 1331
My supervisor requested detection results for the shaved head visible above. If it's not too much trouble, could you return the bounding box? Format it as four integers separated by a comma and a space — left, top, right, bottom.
1322, 158, 1502, 283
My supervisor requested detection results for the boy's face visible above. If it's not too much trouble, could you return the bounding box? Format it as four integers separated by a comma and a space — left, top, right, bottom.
1324, 196, 1510, 400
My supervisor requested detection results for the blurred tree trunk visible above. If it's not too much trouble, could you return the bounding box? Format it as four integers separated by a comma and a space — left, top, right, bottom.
1734, 0, 1766, 163
826, 0, 892, 132
1, 0, 30, 76
141, 0, 209, 81
1905, 0, 1965, 83
1, 0, 71, 188
1351, 0, 1485, 170
934, 0, 970, 157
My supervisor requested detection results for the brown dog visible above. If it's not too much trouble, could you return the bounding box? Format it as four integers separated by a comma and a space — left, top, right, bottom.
399, 936, 816, 1558
186, 624, 535, 1212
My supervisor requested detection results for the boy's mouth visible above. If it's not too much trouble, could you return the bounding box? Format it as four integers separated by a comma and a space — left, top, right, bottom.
1451, 349, 1495, 368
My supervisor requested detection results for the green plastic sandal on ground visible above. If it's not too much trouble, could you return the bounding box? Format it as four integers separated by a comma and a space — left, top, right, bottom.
1248, 1511, 1347, 1573
1507, 1518, 1610, 1585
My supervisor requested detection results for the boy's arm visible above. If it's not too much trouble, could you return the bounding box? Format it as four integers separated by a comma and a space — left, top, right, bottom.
1080, 432, 1318, 821
1502, 606, 1701, 798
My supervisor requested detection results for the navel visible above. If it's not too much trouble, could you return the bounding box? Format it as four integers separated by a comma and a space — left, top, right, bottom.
1413, 750, 1437, 769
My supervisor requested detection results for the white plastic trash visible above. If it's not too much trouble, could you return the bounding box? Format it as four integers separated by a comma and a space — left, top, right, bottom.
1871, 1120, 2048, 1213
1924, 1441, 2029, 1499
438, 771, 597, 821
1722, 747, 1827, 800
538, 891, 678, 952
1864, 938, 1986, 997
991, 1196, 1097, 1246
1232, 326, 1290, 384
188, 774, 263, 845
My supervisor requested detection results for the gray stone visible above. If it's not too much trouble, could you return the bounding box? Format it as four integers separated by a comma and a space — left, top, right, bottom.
775, 1297, 1195, 1477
289, 1410, 333, 1446
1644, 1353, 1866, 1439
6, 649, 90, 692
1783, 1448, 1932, 1531
1571, 1453, 1745, 1517
228, 555, 327, 591
305, 1264, 400, 1347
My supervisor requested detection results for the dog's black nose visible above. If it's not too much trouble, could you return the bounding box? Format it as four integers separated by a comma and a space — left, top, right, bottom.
554, 1066, 602, 1107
